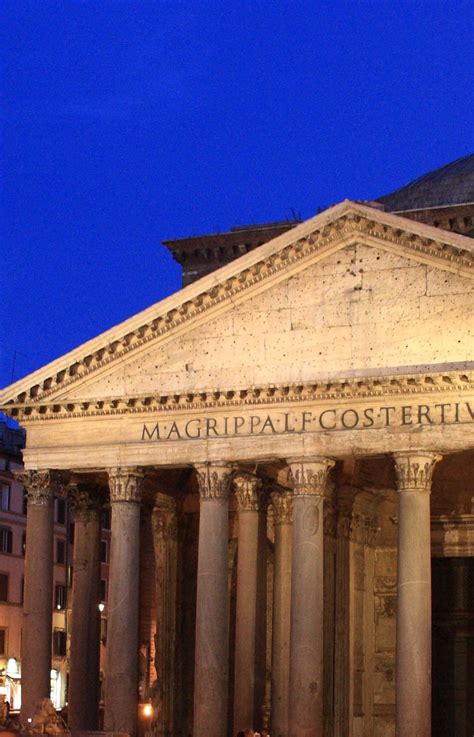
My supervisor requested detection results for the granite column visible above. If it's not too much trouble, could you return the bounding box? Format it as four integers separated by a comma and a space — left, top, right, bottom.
287, 457, 334, 737
151, 493, 178, 737
270, 490, 292, 737
193, 463, 232, 737
104, 467, 144, 737
233, 473, 266, 733
394, 451, 441, 737
68, 484, 105, 731
19, 470, 63, 722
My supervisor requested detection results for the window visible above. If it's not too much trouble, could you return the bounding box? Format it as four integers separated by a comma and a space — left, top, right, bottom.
100, 540, 108, 564
21, 577, 24, 604
56, 539, 66, 564
22, 490, 28, 515
0, 573, 8, 602
101, 509, 111, 530
0, 628, 6, 655
55, 497, 66, 525
69, 522, 75, 545
53, 629, 66, 657
0, 528, 13, 554
0, 458, 8, 472
22, 532, 26, 556
55, 584, 66, 610
0, 484, 10, 511
100, 579, 107, 603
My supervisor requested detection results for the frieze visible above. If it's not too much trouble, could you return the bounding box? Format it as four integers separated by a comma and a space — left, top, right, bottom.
5, 205, 473, 406
139, 399, 474, 442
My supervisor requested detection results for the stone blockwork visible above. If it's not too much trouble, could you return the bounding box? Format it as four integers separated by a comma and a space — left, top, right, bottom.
51, 244, 472, 401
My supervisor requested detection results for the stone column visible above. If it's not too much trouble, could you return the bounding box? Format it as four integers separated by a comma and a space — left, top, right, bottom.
287, 457, 334, 737
68, 483, 105, 731
193, 463, 232, 737
18, 470, 63, 721
104, 467, 144, 737
393, 451, 441, 737
270, 489, 292, 737
151, 493, 178, 737
233, 473, 265, 734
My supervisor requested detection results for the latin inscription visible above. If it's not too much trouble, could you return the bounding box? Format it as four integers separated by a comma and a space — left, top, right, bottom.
141, 401, 474, 441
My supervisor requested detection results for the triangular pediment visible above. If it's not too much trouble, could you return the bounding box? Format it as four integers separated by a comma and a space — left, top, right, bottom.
2, 200, 473, 410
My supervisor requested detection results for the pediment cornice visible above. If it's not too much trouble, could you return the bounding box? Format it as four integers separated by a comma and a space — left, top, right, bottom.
5, 370, 473, 422
2, 200, 474, 407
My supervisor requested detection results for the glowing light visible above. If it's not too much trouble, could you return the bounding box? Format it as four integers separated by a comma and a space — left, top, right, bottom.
143, 704, 153, 717
98, 602, 105, 613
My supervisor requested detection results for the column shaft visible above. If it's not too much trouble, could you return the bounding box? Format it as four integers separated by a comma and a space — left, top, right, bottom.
287, 457, 334, 737
233, 474, 265, 733
394, 451, 441, 737
193, 463, 232, 737
104, 468, 143, 737
68, 485, 104, 730
271, 491, 292, 737
151, 494, 178, 737
19, 471, 60, 721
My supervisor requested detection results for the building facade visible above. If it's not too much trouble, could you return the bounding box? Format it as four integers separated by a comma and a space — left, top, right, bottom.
0, 421, 111, 713
1, 158, 473, 737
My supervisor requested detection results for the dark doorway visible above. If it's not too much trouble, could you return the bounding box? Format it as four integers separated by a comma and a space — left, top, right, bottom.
432, 557, 474, 737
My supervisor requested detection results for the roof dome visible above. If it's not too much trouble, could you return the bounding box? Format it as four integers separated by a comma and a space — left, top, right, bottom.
377, 153, 474, 211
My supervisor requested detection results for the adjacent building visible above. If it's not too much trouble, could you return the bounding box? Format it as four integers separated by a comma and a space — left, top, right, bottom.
0, 421, 110, 712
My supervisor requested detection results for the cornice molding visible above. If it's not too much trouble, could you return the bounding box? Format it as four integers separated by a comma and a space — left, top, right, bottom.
2, 204, 473, 408
5, 370, 472, 422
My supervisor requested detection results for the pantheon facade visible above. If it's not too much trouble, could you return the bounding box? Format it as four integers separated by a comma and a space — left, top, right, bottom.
1, 158, 473, 737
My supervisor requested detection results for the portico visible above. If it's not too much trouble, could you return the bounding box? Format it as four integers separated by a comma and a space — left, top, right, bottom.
1, 200, 473, 736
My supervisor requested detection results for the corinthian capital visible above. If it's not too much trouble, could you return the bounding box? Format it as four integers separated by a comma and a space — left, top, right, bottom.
393, 451, 442, 493
108, 467, 144, 503
271, 491, 292, 525
233, 473, 262, 511
16, 470, 65, 507
194, 463, 232, 500
69, 483, 108, 521
287, 457, 335, 497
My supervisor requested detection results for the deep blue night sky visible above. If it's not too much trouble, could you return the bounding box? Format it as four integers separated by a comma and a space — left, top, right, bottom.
1, 1, 473, 390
